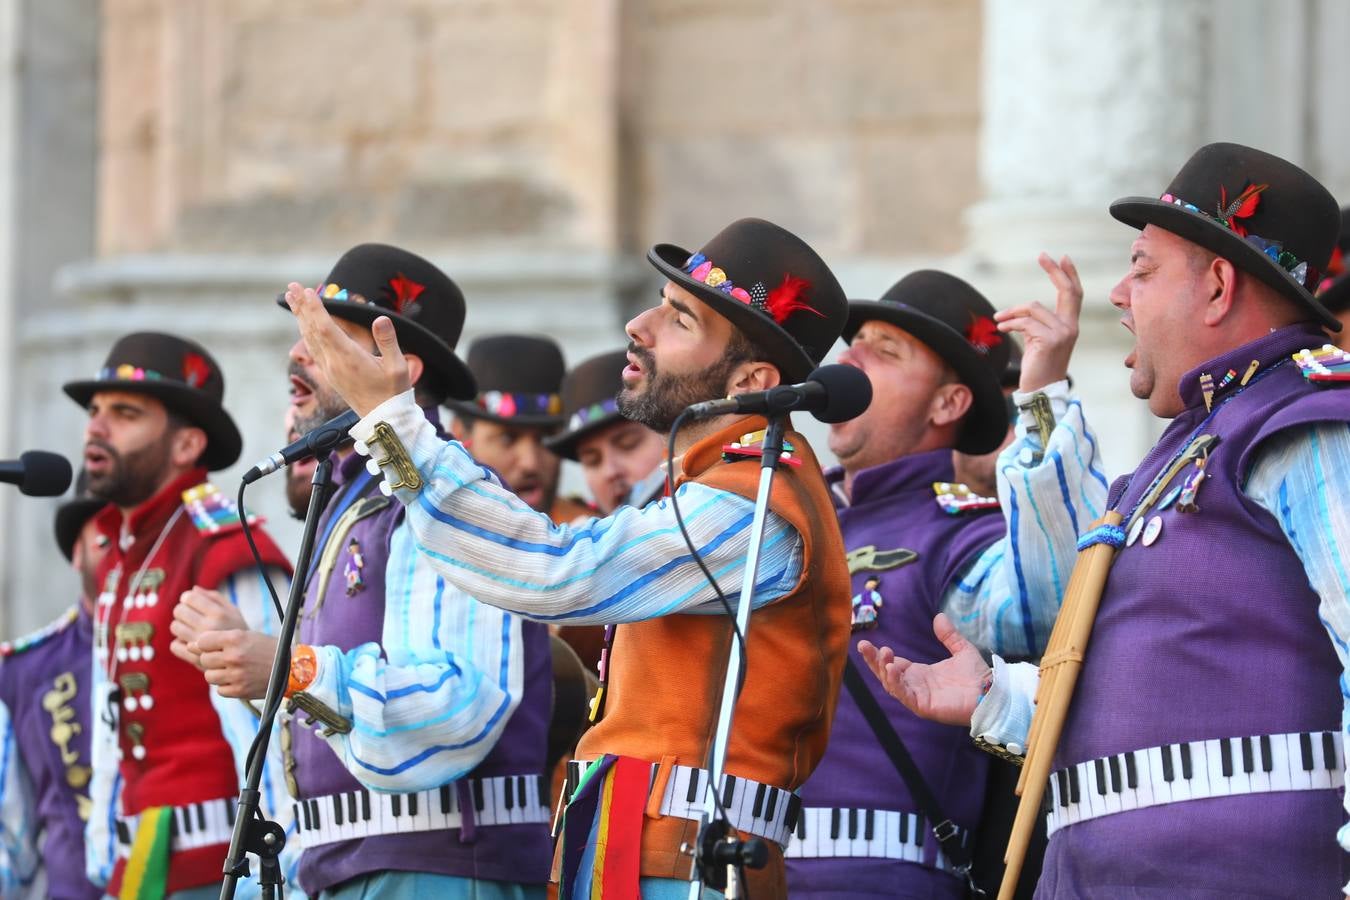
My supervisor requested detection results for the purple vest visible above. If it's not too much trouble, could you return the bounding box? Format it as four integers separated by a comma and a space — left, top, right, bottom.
788, 450, 1005, 899
289, 443, 553, 894
0, 603, 101, 899
1041, 325, 1350, 898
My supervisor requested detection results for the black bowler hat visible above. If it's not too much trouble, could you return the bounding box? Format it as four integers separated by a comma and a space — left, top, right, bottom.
276, 243, 476, 401
1110, 142, 1341, 331
844, 270, 1011, 455
1314, 206, 1350, 316
54, 476, 107, 563
63, 332, 243, 470
647, 218, 848, 382
544, 350, 632, 461
445, 334, 567, 428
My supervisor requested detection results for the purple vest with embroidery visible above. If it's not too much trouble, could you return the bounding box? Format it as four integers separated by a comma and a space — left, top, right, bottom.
0, 604, 100, 899
290, 443, 553, 894
1040, 325, 1350, 898
788, 450, 1005, 899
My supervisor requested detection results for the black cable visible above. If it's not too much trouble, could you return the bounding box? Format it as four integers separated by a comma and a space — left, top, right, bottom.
237, 480, 287, 623
236, 479, 295, 777
664, 409, 751, 848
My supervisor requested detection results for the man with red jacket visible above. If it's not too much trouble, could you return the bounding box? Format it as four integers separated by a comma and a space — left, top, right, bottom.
69, 332, 293, 898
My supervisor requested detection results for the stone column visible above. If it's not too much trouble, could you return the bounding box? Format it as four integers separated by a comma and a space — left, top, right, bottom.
963, 0, 1211, 477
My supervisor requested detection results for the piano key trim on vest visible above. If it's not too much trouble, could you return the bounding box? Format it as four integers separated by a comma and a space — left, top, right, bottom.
565, 760, 801, 849
115, 798, 237, 858
1045, 730, 1345, 836
781, 806, 970, 870
291, 775, 551, 850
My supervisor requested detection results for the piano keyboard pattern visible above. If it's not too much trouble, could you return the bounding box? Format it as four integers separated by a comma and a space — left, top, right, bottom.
565, 760, 800, 848
116, 798, 237, 858
783, 807, 969, 868
1046, 730, 1345, 836
292, 775, 551, 850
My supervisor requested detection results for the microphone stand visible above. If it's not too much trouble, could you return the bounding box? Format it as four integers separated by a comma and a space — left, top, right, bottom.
688, 415, 785, 899
220, 451, 334, 900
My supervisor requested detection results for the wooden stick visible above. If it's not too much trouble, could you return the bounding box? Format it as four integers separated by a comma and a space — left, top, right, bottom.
999, 511, 1123, 900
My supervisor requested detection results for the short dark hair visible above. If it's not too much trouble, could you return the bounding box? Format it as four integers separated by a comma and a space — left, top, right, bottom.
725, 328, 778, 373
164, 406, 208, 467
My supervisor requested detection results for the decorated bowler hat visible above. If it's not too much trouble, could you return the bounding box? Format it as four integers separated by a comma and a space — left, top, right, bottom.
544, 350, 632, 460
445, 334, 567, 427
647, 218, 848, 382
844, 270, 1011, 454
63, 332, 243, 470
1110, 143, 1341, 331
1314, 206, 1350, 316
276, 243, 476, 401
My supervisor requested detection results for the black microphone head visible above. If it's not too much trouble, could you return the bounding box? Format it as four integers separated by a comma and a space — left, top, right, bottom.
808, 364, 873, 424
18, 451, 73, 497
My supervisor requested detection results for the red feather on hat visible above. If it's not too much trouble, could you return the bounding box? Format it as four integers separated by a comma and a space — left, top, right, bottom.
965, 315, 1002, 353
1218, 182, 1267, 238
182, 352, 210, 388
388, 272, 427, 314
764, 274, 823, 325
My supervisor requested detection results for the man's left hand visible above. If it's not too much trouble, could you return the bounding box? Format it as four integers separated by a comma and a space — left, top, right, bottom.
196, 630, 280, 700
284, 282, 411, 416
994, 252, 1083, 393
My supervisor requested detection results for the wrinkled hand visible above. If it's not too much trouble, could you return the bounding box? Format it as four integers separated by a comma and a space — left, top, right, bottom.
284, 282, 411, 416
857, 613, 990, 727
993, 253, 1083, 393
196, 630, 279, 700
170, 586, 247, 668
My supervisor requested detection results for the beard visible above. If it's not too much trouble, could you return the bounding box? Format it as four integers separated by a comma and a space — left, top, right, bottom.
617, 343, 744, 435
285, 469, 313, 520
290, 361, 351, 435
85, 435, 175, 508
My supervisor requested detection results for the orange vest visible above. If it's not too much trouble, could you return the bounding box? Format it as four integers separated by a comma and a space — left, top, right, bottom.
574, 415, 851, 891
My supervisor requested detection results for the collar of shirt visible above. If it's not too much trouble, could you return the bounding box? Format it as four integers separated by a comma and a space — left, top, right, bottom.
825, 448, 955, 510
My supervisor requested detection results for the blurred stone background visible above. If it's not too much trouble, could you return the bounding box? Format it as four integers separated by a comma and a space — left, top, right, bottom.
1, 0, 1348, 633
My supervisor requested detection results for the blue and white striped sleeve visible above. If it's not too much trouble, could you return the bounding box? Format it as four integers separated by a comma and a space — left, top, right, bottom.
0, 698, 41, 897
301, 520, 524, 793
1243, 420, 1350, 875
941, 381, 1110, 657
209, 566, 304, 896
349, 391, 804, 625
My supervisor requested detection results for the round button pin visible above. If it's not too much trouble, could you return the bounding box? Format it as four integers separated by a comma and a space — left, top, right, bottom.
1126, 516, 1145, 547
1142, 515, 1164, 547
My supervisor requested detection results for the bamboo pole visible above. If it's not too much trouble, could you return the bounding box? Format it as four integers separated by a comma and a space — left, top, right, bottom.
999, 511, 1124, 900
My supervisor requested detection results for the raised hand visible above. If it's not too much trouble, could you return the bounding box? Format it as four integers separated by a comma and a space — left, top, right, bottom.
993, 252, 1084, 393
857, 613, 990, 727
284, 282, 411, 416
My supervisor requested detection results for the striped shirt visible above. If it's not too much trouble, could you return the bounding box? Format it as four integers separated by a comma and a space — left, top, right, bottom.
943, 379, 1110, 658
972, 421, 1350, 874
350, 391, 804, 625
298, 521, 529, 791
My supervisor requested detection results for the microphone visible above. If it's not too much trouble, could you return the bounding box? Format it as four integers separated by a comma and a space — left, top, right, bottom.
0, 451, 73, 497
685, 364, 872, 424
242, 409, 360, 484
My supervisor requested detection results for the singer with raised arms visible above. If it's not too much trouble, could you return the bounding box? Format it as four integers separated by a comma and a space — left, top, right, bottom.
286, 218, 861, 899
175, 244, 555, 899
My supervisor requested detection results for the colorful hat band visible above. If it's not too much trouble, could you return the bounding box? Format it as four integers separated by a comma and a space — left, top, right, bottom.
319, 272, 428, 316
681, 253, 823, 326
1158, 187, 1322, 289
475, 390, 563, 419
567, 398, 619, 432
319, 282, 367, 303
97, 365, 165, 382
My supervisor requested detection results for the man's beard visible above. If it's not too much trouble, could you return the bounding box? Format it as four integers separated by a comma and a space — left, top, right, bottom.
85, 436, 175, 508
284, 470, 313, 520
617, 344, 743, 434
290, 362, 351, 435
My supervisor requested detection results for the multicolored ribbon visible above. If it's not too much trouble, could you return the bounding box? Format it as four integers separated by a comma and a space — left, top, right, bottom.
560, 755, 648, 900
118, 806, 172, 899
